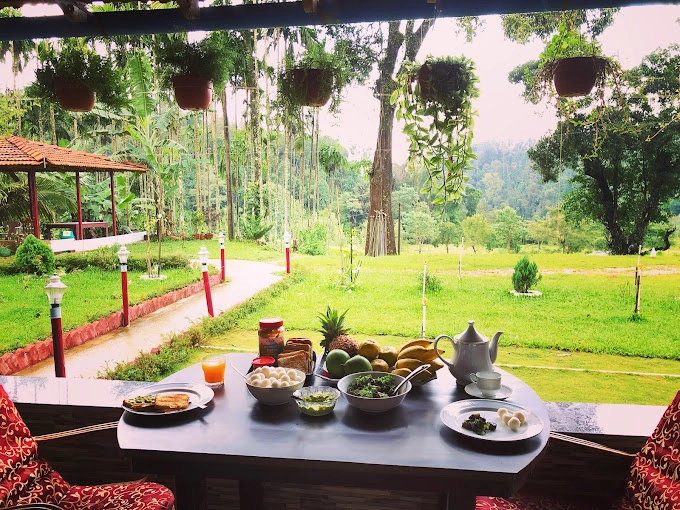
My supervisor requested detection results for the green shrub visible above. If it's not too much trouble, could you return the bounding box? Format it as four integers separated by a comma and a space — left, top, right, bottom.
85, 245, 120, 270
511, 256, 541, 293
54, 253, 89, 272
0, 257, 20, 275
422, 273, 443, 294
0, 247, 11, 257
298, 225, 327, 255
14, 235, 55, 275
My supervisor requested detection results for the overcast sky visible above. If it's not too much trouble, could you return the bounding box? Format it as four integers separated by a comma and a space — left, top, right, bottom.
2, 5, 679, 163
321, 5, 680, 163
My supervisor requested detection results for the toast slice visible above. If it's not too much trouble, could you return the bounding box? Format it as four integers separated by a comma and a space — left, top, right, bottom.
277, 350, 309, 373
154, 393, 190, 411
123, 393, 190, 412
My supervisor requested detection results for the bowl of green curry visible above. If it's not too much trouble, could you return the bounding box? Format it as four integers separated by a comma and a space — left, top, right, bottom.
294, 386, 341, 416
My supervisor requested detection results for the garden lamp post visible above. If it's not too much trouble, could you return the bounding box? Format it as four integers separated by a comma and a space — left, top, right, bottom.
117, 245, 130, 327
284, 231, 291, 274
218, 232, 225, 282
44, 274, 67, 378
199, 245, 214, 317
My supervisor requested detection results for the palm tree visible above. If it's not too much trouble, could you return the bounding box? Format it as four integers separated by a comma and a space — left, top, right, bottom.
0, 172, 76, 226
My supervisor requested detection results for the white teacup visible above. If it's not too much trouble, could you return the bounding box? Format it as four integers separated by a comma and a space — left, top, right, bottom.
470, 371, 502, 397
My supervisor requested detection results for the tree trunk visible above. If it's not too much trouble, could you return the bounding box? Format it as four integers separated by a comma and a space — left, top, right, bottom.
366, 20, 433, 256
222, 87, 234, 239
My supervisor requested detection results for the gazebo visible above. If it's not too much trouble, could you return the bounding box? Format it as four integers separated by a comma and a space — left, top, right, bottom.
0, 135, 146, 242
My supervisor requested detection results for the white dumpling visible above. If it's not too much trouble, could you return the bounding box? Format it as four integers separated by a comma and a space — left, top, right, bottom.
274, 367, 286, 378
254, 378, 268, 388
260, 367, 272, 378
502, 413, 513, 425
513, 411, 526, 424
497, 408, 508, 418
270, 379, 281, 388
279, 381, 290, 387
507, 416, 521, 432
280, 375, 291, 383
286, 368, 299, 379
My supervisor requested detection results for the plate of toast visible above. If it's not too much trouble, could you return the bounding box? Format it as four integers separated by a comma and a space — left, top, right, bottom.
122, 382, 214, 415
276, 338, 316, 375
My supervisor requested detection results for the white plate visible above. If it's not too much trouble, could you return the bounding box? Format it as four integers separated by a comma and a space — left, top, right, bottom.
440, 399, 544, 442
122, 382, 214, 416
464, 383, 513, 400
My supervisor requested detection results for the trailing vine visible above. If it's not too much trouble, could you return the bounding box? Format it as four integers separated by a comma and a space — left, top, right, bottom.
391, 56, 479, 205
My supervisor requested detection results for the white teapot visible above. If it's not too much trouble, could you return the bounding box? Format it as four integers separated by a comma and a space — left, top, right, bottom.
433, 320, 502, 386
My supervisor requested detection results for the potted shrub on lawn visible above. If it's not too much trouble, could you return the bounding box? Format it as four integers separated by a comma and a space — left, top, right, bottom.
391, 55, 479, 205
155, 35, 230, 111
33, 40, 126, 112
278, 41, 348, 114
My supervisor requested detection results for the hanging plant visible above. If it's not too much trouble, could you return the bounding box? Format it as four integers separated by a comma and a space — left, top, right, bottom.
391, 55, 479, 205
155, 35, 230, 111
33, 40, 126, 112
278, 41, 348, 116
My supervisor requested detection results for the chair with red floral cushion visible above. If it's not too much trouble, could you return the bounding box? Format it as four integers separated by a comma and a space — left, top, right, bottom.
0, 384, 175, 510
476, 390, 680, 510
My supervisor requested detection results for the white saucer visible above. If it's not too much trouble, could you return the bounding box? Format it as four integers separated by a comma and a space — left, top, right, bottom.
464, 383, 512, 400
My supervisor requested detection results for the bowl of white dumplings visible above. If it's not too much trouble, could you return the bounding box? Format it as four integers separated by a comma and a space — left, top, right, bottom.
245, 366, 306, 405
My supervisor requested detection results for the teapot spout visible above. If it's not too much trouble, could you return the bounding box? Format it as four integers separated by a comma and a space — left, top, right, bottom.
490, 331, 503, 364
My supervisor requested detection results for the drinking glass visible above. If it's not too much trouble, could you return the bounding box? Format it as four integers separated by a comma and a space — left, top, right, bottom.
201, 354, 226, 388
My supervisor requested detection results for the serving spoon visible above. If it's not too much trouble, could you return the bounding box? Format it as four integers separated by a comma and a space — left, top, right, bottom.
389, 363, 431, 396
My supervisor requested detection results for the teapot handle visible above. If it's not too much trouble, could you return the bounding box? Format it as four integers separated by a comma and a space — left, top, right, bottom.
433, 334, 455, 369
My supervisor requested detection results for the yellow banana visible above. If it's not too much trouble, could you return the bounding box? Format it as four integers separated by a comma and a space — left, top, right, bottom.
398, 339, 432, 354
395, 358, 424, 371
398, 346, 443, 363
391, 368, 412, 377
427, 357, 445, 372
412, 369, 435, 382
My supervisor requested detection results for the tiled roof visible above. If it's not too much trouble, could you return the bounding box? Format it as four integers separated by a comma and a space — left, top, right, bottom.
0, 135, 147, 173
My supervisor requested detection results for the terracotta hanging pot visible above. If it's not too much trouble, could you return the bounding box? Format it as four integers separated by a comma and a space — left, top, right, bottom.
53, 78, 96, 112
552, 57, 602, 98
172, 75, 213, 111
290, 68, 333, 107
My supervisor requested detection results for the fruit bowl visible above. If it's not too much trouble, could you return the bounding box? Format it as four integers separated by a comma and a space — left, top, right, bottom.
337, 371, 412, 413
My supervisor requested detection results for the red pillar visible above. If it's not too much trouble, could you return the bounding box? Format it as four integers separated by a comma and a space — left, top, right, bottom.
110, 170, 116, 236
51, 306, 65, 377
76, 172, 83, 240
28, 171, 40, 238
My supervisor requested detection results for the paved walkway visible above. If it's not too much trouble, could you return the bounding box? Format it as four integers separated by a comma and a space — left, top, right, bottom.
18, 259, 284, 379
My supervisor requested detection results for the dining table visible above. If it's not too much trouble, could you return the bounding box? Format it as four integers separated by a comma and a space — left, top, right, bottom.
117, 353, 550, 510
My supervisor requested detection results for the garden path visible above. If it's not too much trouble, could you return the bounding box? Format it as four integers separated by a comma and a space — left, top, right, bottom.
17, 259, 284, 379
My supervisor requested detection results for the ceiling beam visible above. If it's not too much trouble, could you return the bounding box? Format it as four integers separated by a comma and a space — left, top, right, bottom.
0, 0, 676, 42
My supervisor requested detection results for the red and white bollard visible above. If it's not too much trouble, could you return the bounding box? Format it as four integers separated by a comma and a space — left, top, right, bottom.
284, 231, 291, 274
44, 274, 67, 377
218, 232, 225, 282
198, 246, 214, 317
117, 245, 130, 326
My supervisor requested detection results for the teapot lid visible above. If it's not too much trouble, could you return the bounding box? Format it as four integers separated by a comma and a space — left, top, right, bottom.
456, 320, 487, 344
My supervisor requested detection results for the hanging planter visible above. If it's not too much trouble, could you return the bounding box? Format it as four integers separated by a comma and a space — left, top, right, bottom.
552, 56, 603, 98
33, 42, 126, 112
289, 68, 333, 107
156, 35, 230, 111
278, 42, 347, 115
392, 56, 479, 206
171, 75, 213, 111
52, 78, 96, 112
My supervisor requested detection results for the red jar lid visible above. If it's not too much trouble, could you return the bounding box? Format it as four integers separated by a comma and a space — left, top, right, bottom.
259, 317, 283, 329
252, 356, 276, 368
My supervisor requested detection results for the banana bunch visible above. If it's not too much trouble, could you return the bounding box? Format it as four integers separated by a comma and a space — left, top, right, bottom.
390, 339, 444, 383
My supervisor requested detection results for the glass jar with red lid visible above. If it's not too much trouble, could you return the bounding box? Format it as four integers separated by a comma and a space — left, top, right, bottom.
258, 317, 285, 358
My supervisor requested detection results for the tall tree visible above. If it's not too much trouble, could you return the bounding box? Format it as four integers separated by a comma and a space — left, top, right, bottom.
366, 20, 433, 256
529, 47, 680, 254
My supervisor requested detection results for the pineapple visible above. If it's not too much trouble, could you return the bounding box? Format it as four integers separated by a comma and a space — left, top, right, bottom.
317, 306, 359, 356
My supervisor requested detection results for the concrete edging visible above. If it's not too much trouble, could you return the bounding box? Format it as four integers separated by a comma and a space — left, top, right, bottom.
0, 274, 222, 375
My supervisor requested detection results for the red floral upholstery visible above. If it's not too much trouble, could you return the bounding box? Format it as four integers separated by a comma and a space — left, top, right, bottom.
476, 390, 680, 510
620, 390, 680, 510
0, 384, 174, 510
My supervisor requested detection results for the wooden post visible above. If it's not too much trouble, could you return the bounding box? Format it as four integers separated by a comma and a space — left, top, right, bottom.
634, 245, 642, 314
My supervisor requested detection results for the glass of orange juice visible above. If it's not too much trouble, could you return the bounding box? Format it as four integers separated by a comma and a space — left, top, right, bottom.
201, 354, 226, 388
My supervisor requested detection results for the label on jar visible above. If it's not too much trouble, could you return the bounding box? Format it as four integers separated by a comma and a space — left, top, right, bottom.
258, 327, 284, 357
